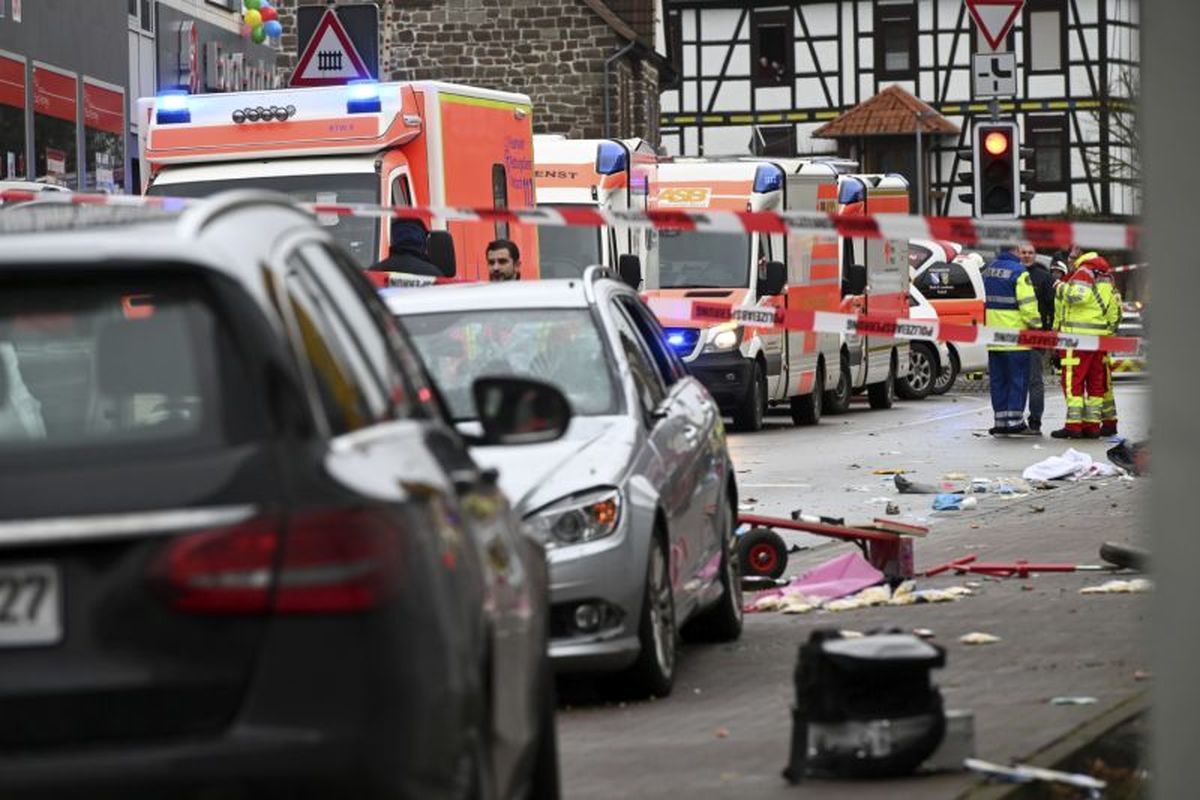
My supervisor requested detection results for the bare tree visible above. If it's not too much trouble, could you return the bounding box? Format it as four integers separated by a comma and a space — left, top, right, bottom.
1088, 66, 1141, 206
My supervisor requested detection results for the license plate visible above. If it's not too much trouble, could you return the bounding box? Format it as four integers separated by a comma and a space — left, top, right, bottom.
0, 563, 61, 648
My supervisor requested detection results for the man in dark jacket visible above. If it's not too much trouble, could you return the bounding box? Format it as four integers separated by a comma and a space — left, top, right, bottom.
369, 219, 443, 277
1019, 242, 1057, 433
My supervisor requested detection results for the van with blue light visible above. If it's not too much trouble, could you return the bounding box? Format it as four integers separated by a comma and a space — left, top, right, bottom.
642, 158, 845, 432
533, 136, 658, 282
137, 80, 538, 283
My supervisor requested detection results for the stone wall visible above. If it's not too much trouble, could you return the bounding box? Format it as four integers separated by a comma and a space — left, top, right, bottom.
273, 0, 661, 144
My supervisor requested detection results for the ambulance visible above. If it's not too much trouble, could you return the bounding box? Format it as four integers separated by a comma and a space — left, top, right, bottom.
645, 157, 844, 432
909, 238, 988, 390
137, 81, 537, 282
533, 135, 657, 281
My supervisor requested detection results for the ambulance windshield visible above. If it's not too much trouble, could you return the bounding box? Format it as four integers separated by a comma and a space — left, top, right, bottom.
147, 173, 379, 268
657, 230, 751, 289
537, 216, 602, 279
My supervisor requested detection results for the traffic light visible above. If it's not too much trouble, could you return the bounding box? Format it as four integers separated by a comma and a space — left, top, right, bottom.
971, 120, 1020, 219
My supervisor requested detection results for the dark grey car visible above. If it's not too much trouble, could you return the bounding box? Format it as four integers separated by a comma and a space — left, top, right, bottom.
0, 195, 560, 799
387, 268, 743, 698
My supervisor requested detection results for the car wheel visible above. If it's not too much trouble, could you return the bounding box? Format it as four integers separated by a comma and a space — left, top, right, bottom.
867, 354, 896, 410
682, 500, 743, 643
897, 343, 936, 400
739, 527, 788, 579
625, 535, 676, 698
526, 652, 561, 800
932, 348, 960, 395
789, 363, 824, 425
824, 352, 852, 415
732, 360, 766, 432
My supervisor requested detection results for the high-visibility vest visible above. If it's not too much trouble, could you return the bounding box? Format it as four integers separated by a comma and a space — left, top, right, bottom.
1097, 279, 1121, 335
983, 253, 1042, 351
1054, 266, 1110, 336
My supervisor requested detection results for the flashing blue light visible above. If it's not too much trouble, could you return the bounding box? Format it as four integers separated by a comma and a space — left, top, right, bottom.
155, 90, 191, 125
667, 333, 686, 347
752, 164, 784, 194
346, 80, 382, 114
596, 141, 628, 175
838, 178, 866, 205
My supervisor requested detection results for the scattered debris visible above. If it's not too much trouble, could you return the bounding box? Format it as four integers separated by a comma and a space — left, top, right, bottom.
885, 502, 901, 515
965, 758, 1106, 792
933, 493, 964, 511
913, 628, 935, 639
1079, 578, 1153, 594
715, 727, 730, 739
1050, 696, 1098, 705
1134, 670, 1152, 681
1107, 439, 1149, 476
1031, 505, 1046, 513
1022, 447, 1123, 482
839, 630, 864, 639
738, 503, 756, 511
943, 471, 968, 481
873, 468, 908, 475
1099, 541, 1150, 571
959, 632, 1001, 645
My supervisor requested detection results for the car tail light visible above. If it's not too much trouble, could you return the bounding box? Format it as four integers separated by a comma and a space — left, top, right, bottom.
153, 510, 402, 614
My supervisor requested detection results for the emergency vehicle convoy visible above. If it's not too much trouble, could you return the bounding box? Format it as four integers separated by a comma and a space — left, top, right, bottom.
137, 80, 537, 281
644, 157, 911, 432
533, 135, 657, 280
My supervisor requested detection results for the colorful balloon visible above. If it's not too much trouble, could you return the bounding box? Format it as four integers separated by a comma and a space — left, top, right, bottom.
251, 24, 267, 44
243, 8, 262, 27
243, 0, 260, 9
260, 5, 278, 22
264, 20, 283, 38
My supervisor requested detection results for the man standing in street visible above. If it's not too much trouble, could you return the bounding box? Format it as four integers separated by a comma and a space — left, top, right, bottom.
1018, 242, 1057, 434
1051, 253, 1111, 438
486, 239, 522, 281
369, 219, 444, 277
983, 245, 1043, 436
1092, 256, 1123, 435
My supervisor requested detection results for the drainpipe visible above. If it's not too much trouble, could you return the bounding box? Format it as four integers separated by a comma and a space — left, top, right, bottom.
604, 40, 638, 139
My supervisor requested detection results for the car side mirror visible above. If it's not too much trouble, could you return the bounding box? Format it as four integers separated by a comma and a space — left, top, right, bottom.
758, 260, 786, 297
427, 230, 457, 278
843, 263, 868, 297
618, 254, 642, 289
472, 376, 572, 445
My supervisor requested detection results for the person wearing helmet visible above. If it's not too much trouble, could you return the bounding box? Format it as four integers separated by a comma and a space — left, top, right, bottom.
1051, 252, 1111, 438
1091, 257, 1123, 435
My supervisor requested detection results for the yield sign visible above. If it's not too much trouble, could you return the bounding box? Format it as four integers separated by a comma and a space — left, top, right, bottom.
290, 7, 371, 87
966, 0, 1025, 51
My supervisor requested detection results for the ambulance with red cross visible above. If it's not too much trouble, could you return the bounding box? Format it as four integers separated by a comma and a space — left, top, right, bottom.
644, 158, 846, 432
137, 80, 537, 283
533, 135, 658, 281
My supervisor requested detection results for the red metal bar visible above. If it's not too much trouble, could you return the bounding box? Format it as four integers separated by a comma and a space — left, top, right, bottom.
924, 554, 978, 577
952, 562, 1091, 578
738, 513, 901, 544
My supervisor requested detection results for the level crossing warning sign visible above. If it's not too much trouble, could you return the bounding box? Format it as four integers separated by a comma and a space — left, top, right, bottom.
290, 7, 371, 87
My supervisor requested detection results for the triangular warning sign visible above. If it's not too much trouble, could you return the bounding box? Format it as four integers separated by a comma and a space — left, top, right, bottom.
290, 8, 371, 87
966, 0, 1025, 51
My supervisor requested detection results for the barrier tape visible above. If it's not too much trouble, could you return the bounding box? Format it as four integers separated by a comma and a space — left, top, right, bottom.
646, 298, 1141, 354
0, 188, 1140, 250
1112, 262, 1146, 273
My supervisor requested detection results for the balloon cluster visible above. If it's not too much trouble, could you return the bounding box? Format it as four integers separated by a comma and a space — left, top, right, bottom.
242, 0, 283, 44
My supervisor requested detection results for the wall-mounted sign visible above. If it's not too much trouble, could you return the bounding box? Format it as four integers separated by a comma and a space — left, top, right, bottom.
157, 4, 279, 94
32, 62, 77, 187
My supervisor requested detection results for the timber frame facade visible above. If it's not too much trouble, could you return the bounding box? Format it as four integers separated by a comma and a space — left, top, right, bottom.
660, 1, 1140, 219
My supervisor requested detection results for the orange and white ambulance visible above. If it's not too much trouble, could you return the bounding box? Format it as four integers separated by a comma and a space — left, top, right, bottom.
137, 81, 537, 282
645, 157, 845, 432
533, 135, 657, 280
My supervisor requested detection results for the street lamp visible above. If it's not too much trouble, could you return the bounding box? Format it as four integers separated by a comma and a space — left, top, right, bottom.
913, 109, 937, 216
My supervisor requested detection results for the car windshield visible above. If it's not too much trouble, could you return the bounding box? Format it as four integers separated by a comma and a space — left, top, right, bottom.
148, 173, 379, 268
656, 230, 751, 288
538, 213, 603, 278
402, 308, 620, 421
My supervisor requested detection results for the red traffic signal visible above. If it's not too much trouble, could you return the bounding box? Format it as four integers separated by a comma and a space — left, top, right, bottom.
972, 121, 1020, 219
983, 130, 1010, 157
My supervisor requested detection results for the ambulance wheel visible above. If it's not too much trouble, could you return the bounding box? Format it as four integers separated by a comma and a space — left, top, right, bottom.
897, 343, 936, 400
732, 360, 766, 432
824, 352, 852, 415
790, 363, 824, 425
739, 528, 787, 580
868, 354, 897, 410
932, 348, 960, 395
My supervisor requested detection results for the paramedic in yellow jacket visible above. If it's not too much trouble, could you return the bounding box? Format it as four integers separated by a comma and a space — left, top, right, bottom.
1093, 258, 1122, 435
1051, 253, 1112, 439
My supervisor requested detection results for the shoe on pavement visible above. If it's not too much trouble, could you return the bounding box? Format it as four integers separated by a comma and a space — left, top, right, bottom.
1006, 423, 1029, 435
1100, 425, 1119, 437
1081, 430, 1101, 439
1016, 426, 1043, 436
1051, 428, 1081, 439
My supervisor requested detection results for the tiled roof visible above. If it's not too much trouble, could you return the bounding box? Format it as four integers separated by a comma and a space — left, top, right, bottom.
813, 85, 960, 138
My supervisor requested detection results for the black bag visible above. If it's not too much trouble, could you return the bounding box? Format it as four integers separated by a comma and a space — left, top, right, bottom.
783, 629, 946, 782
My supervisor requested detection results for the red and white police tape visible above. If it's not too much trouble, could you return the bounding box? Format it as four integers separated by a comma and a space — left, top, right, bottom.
646, 298, 1141, 354
0, 188, 1140, 250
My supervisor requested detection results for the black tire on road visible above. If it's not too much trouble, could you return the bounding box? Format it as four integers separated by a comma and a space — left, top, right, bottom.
738, 527, 788, 580
867, 354, 896, 410
824, 351, 853, 415
897, 342, 937, 400
682, 501, 743, 643
789, 363, 824, 425
932, 347, 960, 395
625, 535, 676, 698
732, 360, 766, 432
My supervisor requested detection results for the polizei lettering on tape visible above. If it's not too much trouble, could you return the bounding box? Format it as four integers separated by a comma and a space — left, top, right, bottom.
731, 307, 780, 326
893, 322, 937, 339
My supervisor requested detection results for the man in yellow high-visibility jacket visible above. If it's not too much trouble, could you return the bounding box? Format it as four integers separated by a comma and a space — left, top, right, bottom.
1052, 253, 1111, 438
1094, 259, 1123, 435
983, 246, 1043, 436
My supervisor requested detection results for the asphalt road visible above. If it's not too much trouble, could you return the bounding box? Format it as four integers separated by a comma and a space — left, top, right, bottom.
556, 380, 1150, 800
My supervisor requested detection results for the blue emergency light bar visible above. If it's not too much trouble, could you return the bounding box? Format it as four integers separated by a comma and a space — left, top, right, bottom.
346, 80, 382, 114
596, 141, 628, 175
156, 91, 191, 125
753, 164, 783, 193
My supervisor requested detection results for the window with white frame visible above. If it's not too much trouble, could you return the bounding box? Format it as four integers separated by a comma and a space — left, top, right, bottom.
1024, 0, 1065, 74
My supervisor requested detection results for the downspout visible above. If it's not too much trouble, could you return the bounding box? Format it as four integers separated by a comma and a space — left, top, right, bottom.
604, 39, 639, 139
